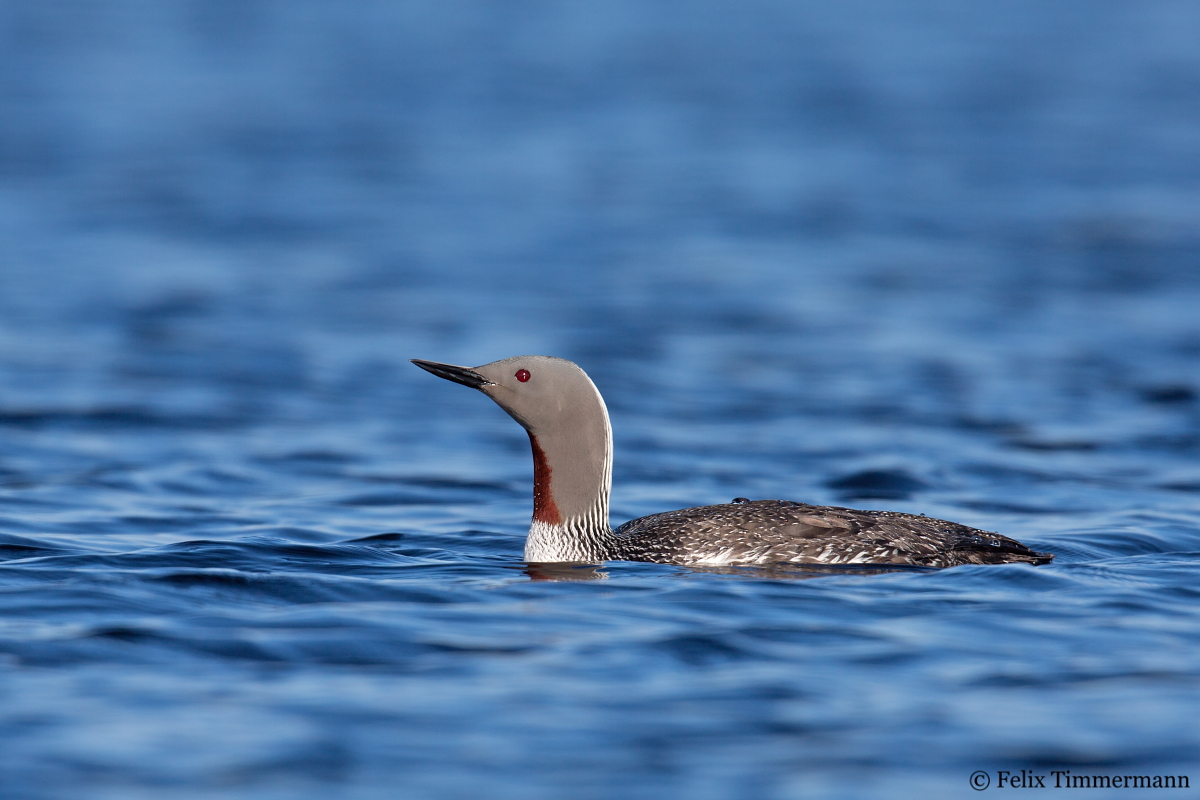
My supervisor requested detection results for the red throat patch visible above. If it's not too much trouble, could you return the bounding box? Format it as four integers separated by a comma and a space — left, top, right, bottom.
529, 435, 561, 524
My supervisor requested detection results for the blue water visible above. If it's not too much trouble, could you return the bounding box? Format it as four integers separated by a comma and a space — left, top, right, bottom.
2, 2, 1199, 797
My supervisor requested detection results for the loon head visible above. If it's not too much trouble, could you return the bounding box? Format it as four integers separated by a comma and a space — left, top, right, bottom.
411, 356, 613, 548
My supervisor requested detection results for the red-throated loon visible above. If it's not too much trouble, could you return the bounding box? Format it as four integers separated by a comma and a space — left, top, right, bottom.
412, 356, 1054, 568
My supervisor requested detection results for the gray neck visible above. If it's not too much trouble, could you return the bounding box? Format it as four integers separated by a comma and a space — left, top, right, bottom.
521, 385, 614, 563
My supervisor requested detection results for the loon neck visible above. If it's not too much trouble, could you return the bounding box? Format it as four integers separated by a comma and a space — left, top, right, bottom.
525, 518, 613, 562
522, 421, 613, 563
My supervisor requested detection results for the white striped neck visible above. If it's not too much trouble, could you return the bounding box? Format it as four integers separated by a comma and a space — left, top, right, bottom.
524, 519, 614, 562
522, 424, 614, 562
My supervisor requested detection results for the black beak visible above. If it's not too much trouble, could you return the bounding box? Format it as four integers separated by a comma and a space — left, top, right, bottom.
411, 359, 493, 390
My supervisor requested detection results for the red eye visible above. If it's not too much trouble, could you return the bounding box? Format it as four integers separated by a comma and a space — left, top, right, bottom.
515, 369, 531, 382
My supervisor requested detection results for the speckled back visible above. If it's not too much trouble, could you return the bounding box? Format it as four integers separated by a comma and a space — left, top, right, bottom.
612, 500, 1053, 568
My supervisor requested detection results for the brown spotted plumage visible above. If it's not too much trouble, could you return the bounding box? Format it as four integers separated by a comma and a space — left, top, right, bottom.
612, 499, 1052, 567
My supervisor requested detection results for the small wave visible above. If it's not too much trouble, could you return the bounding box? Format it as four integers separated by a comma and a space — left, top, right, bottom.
0, 533, 67, 562
826, 469, 929, 500
0, 407, 249, 430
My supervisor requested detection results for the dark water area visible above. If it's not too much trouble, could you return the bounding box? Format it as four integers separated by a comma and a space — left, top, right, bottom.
2, 2, 1199, 797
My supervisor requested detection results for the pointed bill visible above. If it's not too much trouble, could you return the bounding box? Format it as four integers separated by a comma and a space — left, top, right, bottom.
411, 359, 493, 390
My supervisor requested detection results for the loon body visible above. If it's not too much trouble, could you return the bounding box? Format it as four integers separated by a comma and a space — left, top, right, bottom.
412, 356, 1053, 569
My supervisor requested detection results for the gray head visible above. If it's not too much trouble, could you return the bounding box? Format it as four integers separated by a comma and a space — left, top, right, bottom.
412, 356, 613, 558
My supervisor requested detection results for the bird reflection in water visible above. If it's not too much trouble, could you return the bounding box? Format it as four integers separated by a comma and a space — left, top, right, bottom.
523, 563, 609, 581
520, 561, 940, 582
